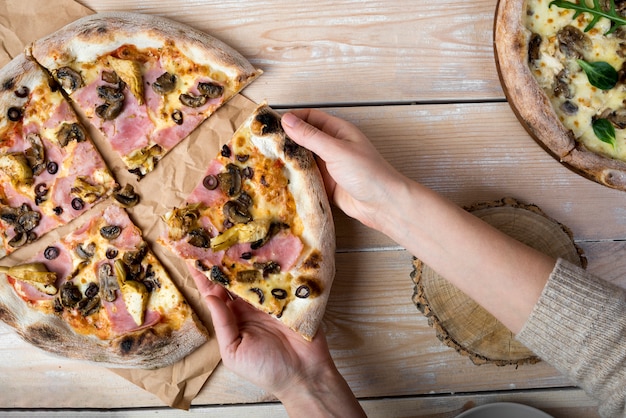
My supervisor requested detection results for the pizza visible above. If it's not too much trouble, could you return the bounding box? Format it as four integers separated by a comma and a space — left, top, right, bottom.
159, 104, 335, 341
495, 0, 626, 190
0, 11, 266, 368
0, 54, 117, 258
0, 204, 207, 368
28, 12, 261, 178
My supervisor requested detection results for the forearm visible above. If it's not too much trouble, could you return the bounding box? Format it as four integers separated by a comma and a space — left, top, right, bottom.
376, 175, 555, 333
277, 362, 366, 418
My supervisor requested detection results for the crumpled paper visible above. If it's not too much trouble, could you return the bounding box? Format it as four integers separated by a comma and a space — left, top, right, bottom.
0, 0, 260, 409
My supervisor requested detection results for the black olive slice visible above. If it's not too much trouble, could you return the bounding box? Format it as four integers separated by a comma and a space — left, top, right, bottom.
271, 288, 288, 300
7, 107, 22, 122
44, 246, 60, 260
250, 287, 265, 304
71, 197, 85, 210
14, 86, 29, 98
46, 161, 59, 175
202, 174, 218, 190
295, 285, 311, 299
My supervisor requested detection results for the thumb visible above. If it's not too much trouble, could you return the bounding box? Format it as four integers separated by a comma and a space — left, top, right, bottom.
281, 112, 339, 159
205, 295, 242, 358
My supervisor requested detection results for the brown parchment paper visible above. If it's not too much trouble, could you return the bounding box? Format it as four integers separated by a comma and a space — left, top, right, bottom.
0, 0, 261, 409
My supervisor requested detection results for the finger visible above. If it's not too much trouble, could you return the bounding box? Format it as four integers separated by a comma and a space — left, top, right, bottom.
281, 112, 347, 159
205, 295, 242, 358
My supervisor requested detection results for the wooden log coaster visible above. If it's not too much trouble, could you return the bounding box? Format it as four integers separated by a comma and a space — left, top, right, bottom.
411, 197, 586, 366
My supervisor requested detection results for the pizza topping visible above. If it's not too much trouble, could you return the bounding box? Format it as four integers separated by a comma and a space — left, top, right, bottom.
25, 133, 46, 175
221, 144, 231, 158
43, 246, 60, 260
71, 197, 84, 211
202, 174, 218, 190
46, 161, 58, 175
163, 203, 202, 241
197, 82, 224, 99
113, 184, 140, 208
223, 200, 251, 224
210, 219, 270, 252
557, 25, 590, 59
218, 163, 242, 197
3, 205, 41, 249
60, 282, 82, 308
76, 242, 95, 260
271, 288, 287, 300
179, 92, 208, 108
171, 110, 183, 125
71, 177, 107, 204
249, 287, 264, 304
100, 225, 122, 240
14, 86, 29, 98
56, 122, 86, 147
152, 72, 177, 95
1, 262, 57, 295
55, 67, 83, 94
119, 279, 149, 326
95, 96, 124, 121
98, 262, 119, 302
187, 228, 211, 248
295, 285, 311, 299
7, 107, 22, 122
210, 265, 230, 286
106, 56, 144, 105
0, 153, 33, 185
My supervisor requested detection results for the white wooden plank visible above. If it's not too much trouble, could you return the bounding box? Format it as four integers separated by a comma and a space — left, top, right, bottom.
77, 0, 504, 106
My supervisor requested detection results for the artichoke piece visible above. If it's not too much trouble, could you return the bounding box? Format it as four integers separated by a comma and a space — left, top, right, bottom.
71, 176, 106, 204
163, 203, 202, 241
0, 153, 33, 186
127, 144, 163, 174
0, 262, 57, 295
211, 219, 270, 252
120, 279, 149, 326
107, 56, 144, 104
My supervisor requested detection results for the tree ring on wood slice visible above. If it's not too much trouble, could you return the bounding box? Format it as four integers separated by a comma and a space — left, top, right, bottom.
410, 197, 586, 366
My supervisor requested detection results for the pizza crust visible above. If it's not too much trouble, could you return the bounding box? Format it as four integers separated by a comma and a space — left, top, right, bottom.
28, 11, 261, 90
494, 0, 626, 191
0, 272, 207, 368
233, 105, 335, 340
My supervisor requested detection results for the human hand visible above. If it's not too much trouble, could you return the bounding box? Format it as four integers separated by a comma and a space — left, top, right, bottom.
281, 109, 407, 231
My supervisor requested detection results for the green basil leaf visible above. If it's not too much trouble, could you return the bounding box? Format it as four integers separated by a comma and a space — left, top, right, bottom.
592, 118, 616, 147
577, 59, 618, 90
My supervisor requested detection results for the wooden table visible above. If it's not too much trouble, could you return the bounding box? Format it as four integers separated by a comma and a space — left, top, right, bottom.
1, 1, 621, 416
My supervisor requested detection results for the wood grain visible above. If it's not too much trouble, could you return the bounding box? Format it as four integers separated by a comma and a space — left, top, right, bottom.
77, 0, 504, 106
0, 1, 620, 416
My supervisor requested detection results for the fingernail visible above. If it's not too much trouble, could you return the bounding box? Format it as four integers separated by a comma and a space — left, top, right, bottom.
282, 112, 298, 128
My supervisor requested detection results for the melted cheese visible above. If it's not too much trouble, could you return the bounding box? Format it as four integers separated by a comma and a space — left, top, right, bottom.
525, 0, 626, 160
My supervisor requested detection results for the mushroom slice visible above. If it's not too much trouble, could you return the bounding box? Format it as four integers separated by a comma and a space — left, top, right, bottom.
179, 92, 208, 108
198, 82, 224, 98
187, 228, 211, 248
24, 133, 46, 175
55, 67, 83, 94
95, 100, 124, 121
152, 72, 177, 95
107, 56, 144, 104
98, 263, 119, 302
76, 242, 96, 260
56, 122, 86, 147
60, 282, 83, 308
113, 184, 140, 207
0, 262, 57, 295
223, 200, 252, 224
218, 164, 242, 197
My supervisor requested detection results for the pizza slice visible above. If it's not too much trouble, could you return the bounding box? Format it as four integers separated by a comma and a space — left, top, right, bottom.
0, 54, 117, 258
0, 203, 207, 368
159, 104, 335, 341
28, 12, 262, 179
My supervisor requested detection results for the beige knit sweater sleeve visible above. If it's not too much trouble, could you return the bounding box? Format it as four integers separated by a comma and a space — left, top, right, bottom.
516, 258, 626, 418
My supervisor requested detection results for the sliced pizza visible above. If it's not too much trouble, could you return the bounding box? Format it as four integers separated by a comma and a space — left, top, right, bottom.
159, 104, 335, 341
28, 12, 262, 178
0, 203, 207, 368
0, 54, 117, 258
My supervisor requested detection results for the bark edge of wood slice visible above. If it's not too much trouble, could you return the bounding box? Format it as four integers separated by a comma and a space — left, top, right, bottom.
411, 197, 586, 366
